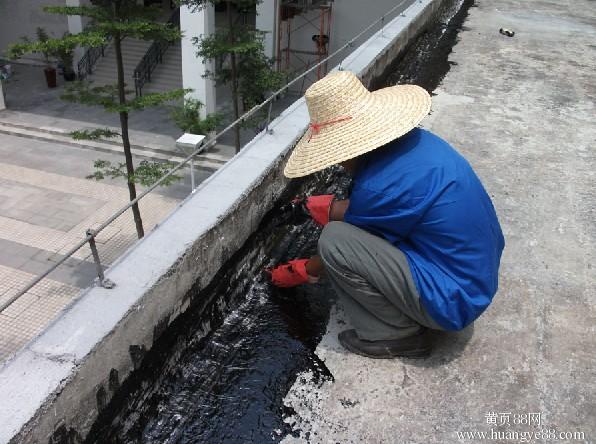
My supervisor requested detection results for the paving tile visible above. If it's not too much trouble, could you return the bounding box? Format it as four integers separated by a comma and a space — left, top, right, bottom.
0, 160, 180, 364
0, 178, 105, 231
0, 264, 79, 363
0, 291, 76, 362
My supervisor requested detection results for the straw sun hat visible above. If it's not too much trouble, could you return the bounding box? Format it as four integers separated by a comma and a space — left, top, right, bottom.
283, 70, 431, 178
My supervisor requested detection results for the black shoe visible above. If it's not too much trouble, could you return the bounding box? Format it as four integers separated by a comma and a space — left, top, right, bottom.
338, 329, 431, 359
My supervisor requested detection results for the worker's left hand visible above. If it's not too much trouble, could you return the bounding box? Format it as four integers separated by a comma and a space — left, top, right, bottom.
303, 194, 335, 226
266, 259, 319, 287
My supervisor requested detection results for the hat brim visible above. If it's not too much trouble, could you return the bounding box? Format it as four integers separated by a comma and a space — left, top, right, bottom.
283, 84, 431, 178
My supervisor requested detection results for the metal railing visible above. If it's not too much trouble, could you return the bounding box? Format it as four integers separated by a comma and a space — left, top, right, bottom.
1, 0, 413, 313
133, 8, 181, 97
77, 35, 113, 79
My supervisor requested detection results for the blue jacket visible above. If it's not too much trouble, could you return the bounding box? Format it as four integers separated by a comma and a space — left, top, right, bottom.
344, 128, 505, 330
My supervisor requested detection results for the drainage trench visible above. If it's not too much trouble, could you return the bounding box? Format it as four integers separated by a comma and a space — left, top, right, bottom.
85, 1, 473, 442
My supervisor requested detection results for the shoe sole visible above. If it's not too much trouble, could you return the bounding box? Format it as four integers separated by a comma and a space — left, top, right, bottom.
339, 338, 431, 359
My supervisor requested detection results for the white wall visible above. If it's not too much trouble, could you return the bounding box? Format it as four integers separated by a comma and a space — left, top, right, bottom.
0, 0, 69, 63
329, 0, 410, 53
256, 0, 278, 60
180, 4, 217, 116
66, 0, 94, 68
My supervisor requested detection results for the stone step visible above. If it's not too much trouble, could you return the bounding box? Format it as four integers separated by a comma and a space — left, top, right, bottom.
142, 78, 183, 88
144, 70, 182, 80
142, 83, 183, 91
89, 38, 183, 94
0, 122, 230, 170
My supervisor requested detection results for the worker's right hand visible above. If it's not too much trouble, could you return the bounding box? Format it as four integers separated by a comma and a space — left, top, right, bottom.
302, 194, 335, 226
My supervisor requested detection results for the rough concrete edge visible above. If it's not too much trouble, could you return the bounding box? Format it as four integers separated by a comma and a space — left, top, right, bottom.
0, 0, 442, 442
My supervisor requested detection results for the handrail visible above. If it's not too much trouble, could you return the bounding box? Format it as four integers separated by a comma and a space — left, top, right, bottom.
1, 0, 411, 313
77, 35, 112, 79
133, 8, 181, 96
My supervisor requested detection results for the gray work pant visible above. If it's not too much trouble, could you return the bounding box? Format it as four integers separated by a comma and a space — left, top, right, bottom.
318, 221, 443, 341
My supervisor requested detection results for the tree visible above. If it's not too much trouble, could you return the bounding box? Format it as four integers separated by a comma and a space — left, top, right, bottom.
8, 1, 187, 239
178, 0, 284, 152
169, 97, 222, 135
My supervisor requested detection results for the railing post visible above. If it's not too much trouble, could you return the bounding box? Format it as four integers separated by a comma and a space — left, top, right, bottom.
134, 71, 141, 97
190, 157, 196, 191
265, 98, 274, 135
86, 229, 115, 289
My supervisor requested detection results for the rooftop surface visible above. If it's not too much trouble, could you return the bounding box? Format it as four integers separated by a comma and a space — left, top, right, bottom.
0, 0, 593, 441
283, 0, 595, 441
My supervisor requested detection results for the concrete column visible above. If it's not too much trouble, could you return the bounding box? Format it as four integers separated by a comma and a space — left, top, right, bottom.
180, 4, 216, 118
66, 0, 86, 69
256, 0, 277, 60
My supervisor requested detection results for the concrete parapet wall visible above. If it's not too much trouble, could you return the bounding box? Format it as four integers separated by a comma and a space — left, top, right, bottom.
0, 1, 443, 442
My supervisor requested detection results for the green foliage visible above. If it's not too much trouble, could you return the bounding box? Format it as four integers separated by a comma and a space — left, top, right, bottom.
127, 89, 189, 110
61, 82, 188, 113
35, 28, 52, 65
11, 0, 192, 237
70, 128, 120, 140
87, 159, 182, 186
169, 98, 222, 135
43, 5, 112, 20
9, 0, 193, 211
99, 21, 181, 41
61, 82, 123, 111
238, 47, 284, 109
9, 3, 181, 63
44, 4, 181, 41
7, 29, 107, 62
189, 5, 284, 118
194, 28, 264, 58
55, 32, 75, 72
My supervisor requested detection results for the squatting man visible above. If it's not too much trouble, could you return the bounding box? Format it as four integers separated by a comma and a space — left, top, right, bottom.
267, 71, 504, 358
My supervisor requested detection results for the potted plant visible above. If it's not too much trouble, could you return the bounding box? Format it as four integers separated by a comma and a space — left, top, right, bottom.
35, 27, 57, 88
56, 33, 76, 81
170, 98, 222, 136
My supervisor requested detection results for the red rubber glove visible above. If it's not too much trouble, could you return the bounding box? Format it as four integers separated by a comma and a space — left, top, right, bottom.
267, 259, 311, 288
305, 194, 334, 226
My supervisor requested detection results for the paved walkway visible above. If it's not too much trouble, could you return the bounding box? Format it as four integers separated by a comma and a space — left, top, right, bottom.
284, 0, 595, 442
0, 58, 270, 364
0, 131, 192, 364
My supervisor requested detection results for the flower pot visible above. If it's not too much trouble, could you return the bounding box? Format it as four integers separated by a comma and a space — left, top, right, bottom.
63, 70, 76, 82
43, 67, 57, 88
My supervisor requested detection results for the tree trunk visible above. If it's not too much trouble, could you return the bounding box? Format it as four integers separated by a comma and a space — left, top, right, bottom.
114, 31, 145, 239
227, 1, 241, 153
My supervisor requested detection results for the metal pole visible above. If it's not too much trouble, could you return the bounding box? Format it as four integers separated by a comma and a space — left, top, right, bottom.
190, 157, 195, 191
86, 229, 115, 289
265, 99, 274, 135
